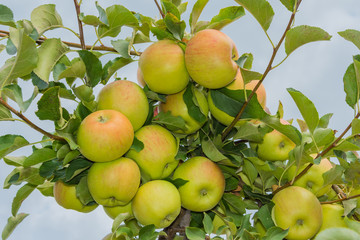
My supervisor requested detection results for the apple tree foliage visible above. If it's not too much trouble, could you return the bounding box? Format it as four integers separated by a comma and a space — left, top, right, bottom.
1, 0, 360, 239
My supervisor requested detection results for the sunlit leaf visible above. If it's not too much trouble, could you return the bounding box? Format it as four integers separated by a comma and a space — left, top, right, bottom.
111, 39, 131, 59
0, 134, 29, 160
0, 4, 16, 27
201, 136, 228, 162
57, 58, 86, 82
152, 111, 187, 132
79, 13, 104, 26
3, 84, 38, 113
279, 0, 296, 12
23, 148, 57, 167
31, 4, 63, 35
2, 213, 29, 240
164, 13, 186, 40
102, 57, 133, 84
338, 29, 360, 51
189, 0, 209, 33
207, 6, 245, 30
161, 0, 180, 19
12, 183, 35, 216
185, 227, 206, 240
314, 227, 360, 240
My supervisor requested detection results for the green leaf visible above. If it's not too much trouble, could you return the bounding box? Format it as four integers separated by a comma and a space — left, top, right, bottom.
236, 53, 254, 70
2, 213, 29, 240
111, 39, 131, 59
31, 4, 63, 35
33, 38, 69, 83
232, 122, 263, 142
78, 50, 103, 87
185, 227, 206, 240
12, 183, 35, 216
0, 134, 29, 159
139, 224, 158, 240
98, 5, 139, 38
318, 113, 333, 128
39, 159, 62, 179
240, 68, 263, 85
322, 165, 345, 186
279, 0, 296, 11
164, 13, 186, 40
222, 193, 246, 214
161, 0, 180, 19
102, 57, 133, 84
0, 4, 16, 27
234, 0, 274, 31
152, 111, 187, 132
130, 137, 144, 152
339, 29, 360, 51
343, 59, 359, 109
189, 0, 209, 33
65, 158, 92, 181
263, 226, 289, 240
76, 176, 96, 206
256, 203, 275, 229
57, 58, 86, 82
287, 88, 319, 133
0, 29, 38, 89
314, 227, 360, 240
201, 136, 228, 162
352, 119, 360, 135
183, 84, 207, 124
285, 25, 332, 55
207, 6, 245, 30
0, 101, 12, 120
79, 13, 104, 26
35, 86, 62, 121
95, 2, 108, 25
2, 84, 38, 113
202, 213, 213, 235
23, 148, 57, 167
3, 156, 26, 167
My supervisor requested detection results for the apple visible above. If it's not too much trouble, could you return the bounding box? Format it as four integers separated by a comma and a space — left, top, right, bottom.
185, 29, 239, 89
138, 40, 189, 94
136, 68, 146, 87
172, 156, 225, 212
287, 158, 333, 196
103, 201, 133, 219
251, 119, 296, 162
159, 87, 208, 134
318, 204, 347, 233
208, 69, 266, 126
314, 227, 360, 240
87, 157, 141, 207
126, 124, 179, 180
131, 180, 181, 228
77, 109, 134, 163
53, 180, 98, 213
349, 188, 360, 208
272, 186, 323, 240
97, 80, 149, 131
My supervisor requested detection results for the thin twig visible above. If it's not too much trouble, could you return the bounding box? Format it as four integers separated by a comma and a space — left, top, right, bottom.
0, 98, 65, 142
221, 0, 303, 141
154, 0, 165, 18
320, 193, 360, 204
73, 0, 86, 49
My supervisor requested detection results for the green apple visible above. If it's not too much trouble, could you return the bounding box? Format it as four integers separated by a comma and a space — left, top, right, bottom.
159, 87, 208, 134
318, 204, 347, 233
103, 201, 133, 219
185, 29, 239, 89
272, 186, 323, 240
126, 124, 179, 180
77, 110, 134, 163
139, 40, 189, 94
314, 227, 360, 240
251, 119, 296, 162
53, 180, 98, 213
287, 158, 333, 196
97, 80, 149, 131
87, 157, 141, 207
172, 156, 225, 212
208, 69, 267, 126
132, 180, 181, 228
349, 188, 360, 208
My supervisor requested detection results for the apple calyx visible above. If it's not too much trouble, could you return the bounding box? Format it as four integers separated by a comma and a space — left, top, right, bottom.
97, 115, 108, 123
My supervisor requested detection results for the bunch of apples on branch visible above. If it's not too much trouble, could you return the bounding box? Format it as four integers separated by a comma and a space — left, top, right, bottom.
1, 0, 360, 240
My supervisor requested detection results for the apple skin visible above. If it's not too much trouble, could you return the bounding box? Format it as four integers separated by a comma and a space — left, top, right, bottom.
208, 69, 266, 126
103, 202, 133, 219
272, 186, 323, 240
53, 181, 98, 213
97, 80, 149, 131
287, 158, 333, 197
87, 157, 141, 207
77, 110, 134, 163
349, 188, 360, 208
132, 180, 181, 229
136, 68, 146, 87
172, 156, 225, 212
159, 87, 209, 134
318, 204, 347, 233
185, 29, 239, 89
126, 125, 179, 180
139, 40, 189, 94
251, 119, 296, 162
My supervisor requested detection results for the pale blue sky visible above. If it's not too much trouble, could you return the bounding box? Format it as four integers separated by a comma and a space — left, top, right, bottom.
1, 0, 360, 239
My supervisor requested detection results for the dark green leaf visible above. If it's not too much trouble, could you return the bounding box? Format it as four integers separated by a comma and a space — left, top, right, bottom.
189, 0, 209, 33
130, 137, 144, 152
2, 213, 29, 240
164, 13, 186, 40
65, 158, 92, 181
339, 29, 360, 51
169, 178, 189, 188
102, 57, 133, 84
256, 203, 275, 229
23, 148, 57, 167
78, 50, 103, 87
222, 193, 246, 214
57, 58, 86, 83
343, 60, 359, 109
152, 111, 187, 132
143, 85, 167, 102
183, 84, 207, 124
0, 4, 16, 27
185, 227, 206, 240
0, 134, 29, 159
35, 86, 62, 121
39, 159, 62, 179
30, 4, 63, 35
240, 68, 263, 85
263, 226, 289, 240
161, 0, 180, 19
208, 6, 245, 30
12, 184, 35, 216
201, 136, 228, 162
76, 176, 96, 206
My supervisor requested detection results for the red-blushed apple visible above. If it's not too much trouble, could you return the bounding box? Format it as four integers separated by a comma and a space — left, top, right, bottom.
103, 202, 133, 219
97, 80, 149, 131
318, 204, 347, 233
132, 180, 181, 229
185, 29, 238, 89
76, 110, 134, 163
126, 124, 179, 180
139, 40, 189, 94
208, 69, 266, 126
136, 68, 146, 87
272, 186, 323, 240
172, 156, 225, 212
287, 158, 333, 196
251, 119, 296, 162
159, 87, 208, 135
87, 157, 141, 207
53, 180, 98, 213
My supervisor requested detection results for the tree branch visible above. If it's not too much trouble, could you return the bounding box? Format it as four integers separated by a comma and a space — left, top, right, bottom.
320, 193, 360, 204
154, 0, 165, 19
0, 98, 66, 142
73, 0, 86, 49
221, 0, 303, 141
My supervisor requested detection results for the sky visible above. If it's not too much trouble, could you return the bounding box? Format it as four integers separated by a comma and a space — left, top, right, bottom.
1, 0, 360, 239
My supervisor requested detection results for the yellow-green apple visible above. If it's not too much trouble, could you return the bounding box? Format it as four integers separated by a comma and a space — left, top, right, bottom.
172, 156, 225, 212
103, 201, 133, 219
251, 119, 296, 162
185, 29, 238, 89
208, 69, 266, 126
159, 87, 208, 134
254, 220, 267, 237
87, 157, 140, 206
136, 68, 146, 87
77, 110, 134, 163
287, 158, 333, 196
132, 180, 181, 228
53, 180, 98, 213
97, 80, 149, 131
139, 40, 189, 94
126, 124, 179, 180
318, 204, 347, 233
272, 186, 323, 240
349, 188, 360, 208
314, 227, 360, 240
